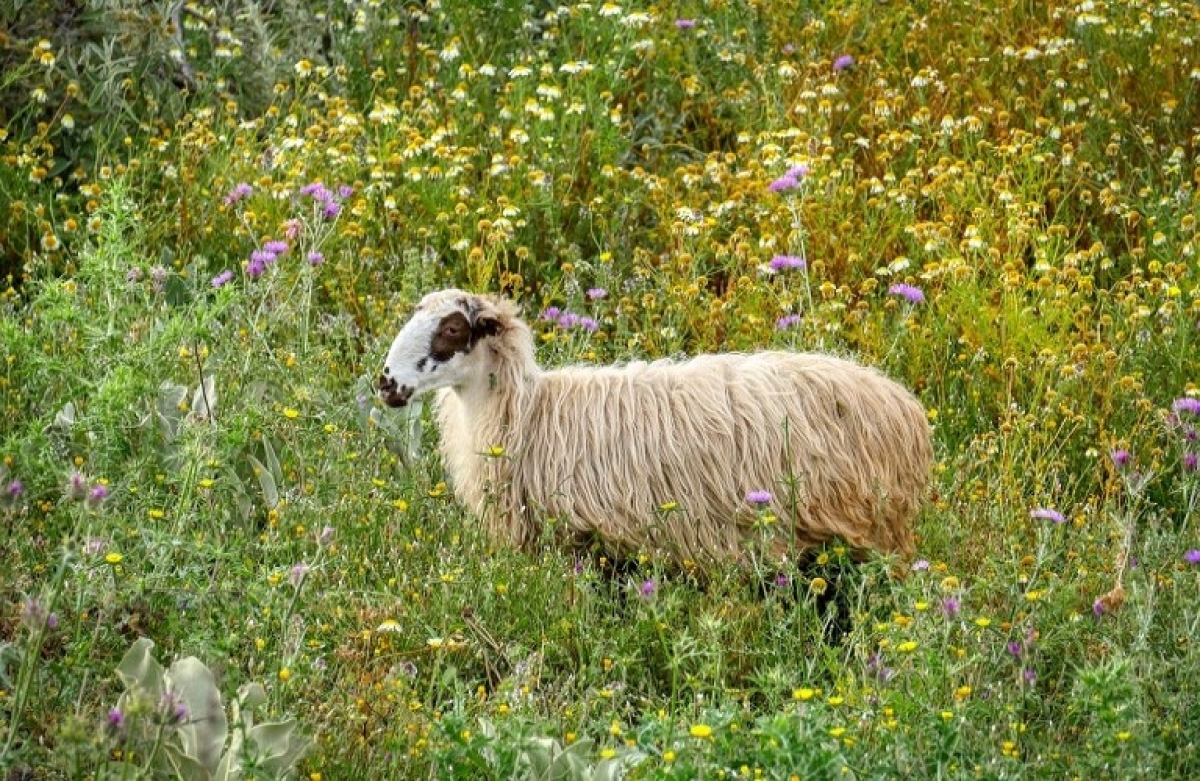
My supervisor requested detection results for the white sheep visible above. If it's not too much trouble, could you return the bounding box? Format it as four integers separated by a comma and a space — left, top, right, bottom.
378, 289, 932, 565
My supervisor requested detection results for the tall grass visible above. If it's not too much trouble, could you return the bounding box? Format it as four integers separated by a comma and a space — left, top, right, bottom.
2, 0, 1199, 777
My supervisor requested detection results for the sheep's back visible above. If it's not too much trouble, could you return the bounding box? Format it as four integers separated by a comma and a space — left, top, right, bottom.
514, 351, 930, 560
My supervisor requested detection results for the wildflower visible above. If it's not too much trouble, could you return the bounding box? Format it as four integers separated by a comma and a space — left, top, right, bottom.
896, 640, 918, 653
224, 182, 252, 205
290, 563, 309, 587
149, 266, 168, 292
793, 687, 817, 701
832, 54, 855, 72
66, 471, 88, 501
126, 267, 143, 283
251, 249, 278, 266
774, 573, 790, 588
776, 314, 802, 329
263, 240, 289, 255
307, 251, 324, 266
586, 287, 607, 300
911, 559, 930, 572
339, 185, 355, 199
246, 257, 268, 278
318, 525, 335, 546
1023, 668, 1037, 686
107, 708, 125, 730
867, 653, 894, 683
1006, 641, 1023, 658
689, 724, 713, 738
888, 283, 925, 304
769, 254, 807, 271
87, 484, 109, 509
1092, 598, 1105, 616
675, 18, 696, 29
809, 577, 828, 596
1172, 397, 1200, 416
578, 316, 600, 332
279, 667, 292, 682
1185, 452, 1198, 473
1030, 508, 1066, 524
1184, 550, 1200, 565
768, 173, 802, 193
211, 270, 234, 288
541, 306, 562, 321
322, 200, 342, 220
5, 479, 22, 498
639, 579, 657, 598
162, 691, 189, 723
746, 490, 772, 504
284, 219, 303, 240
377, 619, 401, 632
786, 164, 810, 179
941, 597, 961, 617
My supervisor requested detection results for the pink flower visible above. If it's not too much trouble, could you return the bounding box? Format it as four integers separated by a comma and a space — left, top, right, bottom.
832, 54, 855, 72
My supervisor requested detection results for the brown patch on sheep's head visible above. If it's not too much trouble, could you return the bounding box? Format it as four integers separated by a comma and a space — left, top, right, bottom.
378, 289, 506, 407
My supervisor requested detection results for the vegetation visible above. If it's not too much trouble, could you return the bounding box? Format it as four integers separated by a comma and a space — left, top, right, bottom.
2, 0, 1199, 777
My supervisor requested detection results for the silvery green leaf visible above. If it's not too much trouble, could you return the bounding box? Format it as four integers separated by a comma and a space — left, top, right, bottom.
246, 719, 312, 772
247, 455, 278, 509
165, 657, 228, 774
54, 402, 76, 430
115, 637, 164, 701
262, 437, 282, 484
191, 375, 217, 422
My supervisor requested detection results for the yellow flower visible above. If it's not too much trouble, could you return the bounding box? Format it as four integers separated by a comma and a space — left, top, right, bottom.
392, 499, 409, 511
428, 482, 447, 497
940, 711, 954, 721
278, 667, 292, 682
808, 577, 828, 596
600, 748, 616, 759
897, 640, 918, 653
659, 501, 678, 512
1116, 731, 1132, 742
104, 552, 123, 565
148, 509, 165, 520
689, 724, 713, 738
829, 727, 846, 737
376, 619, 401, 632
955, 686, 972, 701
793, 688, 817, 701
974, 617, 992, 628
663, 750, 676, 763
485, 445, 505, 457
283, 408, 300, 420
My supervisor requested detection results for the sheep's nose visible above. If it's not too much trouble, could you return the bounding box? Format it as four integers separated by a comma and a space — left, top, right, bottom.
377, 374, 413, 408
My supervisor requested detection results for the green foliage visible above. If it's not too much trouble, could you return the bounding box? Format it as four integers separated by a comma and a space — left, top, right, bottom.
2, 0, 1200, 777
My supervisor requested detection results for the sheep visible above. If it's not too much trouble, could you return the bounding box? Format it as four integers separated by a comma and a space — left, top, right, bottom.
378, 289, 933, 566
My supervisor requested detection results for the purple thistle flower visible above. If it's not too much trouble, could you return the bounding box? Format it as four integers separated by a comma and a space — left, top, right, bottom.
541, 306, 561, 321
1023, 668, 1037, 686
832, 54, 855, 72
87, 484, 109, 509
776, 313, 802, 330
66, 471, 88, 501
290, 563, 309, 588
322, 200, 342, 220
107, 708, 125, 729
941, 597, 961, 617
911, 559, 930, 572
639, 579, 657, 598
1006, 641, 1023, 658
786, 164, 810, 180
586, 287, 607, 300
675, 18, 696, 29
888, 283, 925, 305
5, 479, 23, 498
1185, 452, 1198, 473
1092, 598, 1106, 617
767, 175, 801, 193
769, 254, 807, 272
774, 573, 791, 588
47, 612, 58, 630
1111, 449, 1131, 469
746, 490, 773, 504
251, 249, 278, 265
307, 251, 325, 266
211, 270, 234, 288
558, 312, 580, 328
338, 185, 355, 199
578, 316, 600, 332
299, 182, 329, 199
1172, 397, 1200, 416
1185, 549, 1200, 565
246, 258, 267, 278
126, 267, 143, 283
262, 240, 289, 255
1030, 508, 1066, 524
284, 219, 303, 240
224, 182, 252, 205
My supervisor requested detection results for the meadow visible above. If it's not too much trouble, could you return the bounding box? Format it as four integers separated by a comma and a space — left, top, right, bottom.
2, 0, 1200, 777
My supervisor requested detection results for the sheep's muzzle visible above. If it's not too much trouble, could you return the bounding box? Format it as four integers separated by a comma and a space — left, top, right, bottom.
377, 374, 413, 408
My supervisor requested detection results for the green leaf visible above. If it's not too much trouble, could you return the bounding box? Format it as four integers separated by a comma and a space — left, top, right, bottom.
165, 657, 228, 774
247, 719, 312, 773
115, 637, 164, 701
247, 454, 278, 509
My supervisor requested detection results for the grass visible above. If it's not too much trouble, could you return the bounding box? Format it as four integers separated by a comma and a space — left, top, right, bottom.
2, 0, 1200, 777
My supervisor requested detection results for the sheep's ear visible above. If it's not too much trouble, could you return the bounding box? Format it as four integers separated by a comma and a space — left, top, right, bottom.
472, 314, 503, 339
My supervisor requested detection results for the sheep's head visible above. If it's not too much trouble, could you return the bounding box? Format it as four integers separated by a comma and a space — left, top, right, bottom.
378, 289, 505, 407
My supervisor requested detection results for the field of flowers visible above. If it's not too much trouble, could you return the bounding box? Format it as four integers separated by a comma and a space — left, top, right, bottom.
2, 0, 1200, 777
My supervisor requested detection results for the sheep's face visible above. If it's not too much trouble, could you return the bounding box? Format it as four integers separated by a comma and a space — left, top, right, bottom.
378, 290, 502, 407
